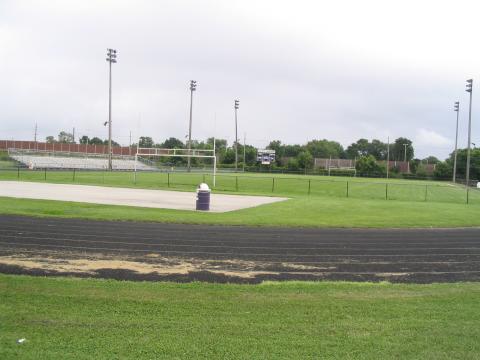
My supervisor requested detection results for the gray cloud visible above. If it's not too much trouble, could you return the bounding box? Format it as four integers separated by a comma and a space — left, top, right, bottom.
1, 0, 479, 159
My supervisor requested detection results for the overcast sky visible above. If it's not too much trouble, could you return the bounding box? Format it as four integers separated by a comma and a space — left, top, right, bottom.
1, 0, 479, 159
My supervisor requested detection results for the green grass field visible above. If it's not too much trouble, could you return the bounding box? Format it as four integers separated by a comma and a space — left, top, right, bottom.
0, 168, 478, 204
1, 169, 480, 228
1, 194, 480, 228
1, 275, 479, 359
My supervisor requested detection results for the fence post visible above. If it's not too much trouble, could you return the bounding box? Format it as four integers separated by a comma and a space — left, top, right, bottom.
17, 166, 20, 179
467, 187, 469, 204
73, 168, 76, 182
236, 176, 239, 191
167, 172, 170, 187
44, 168, 47, 181
424, 185, 428, 202
272, 177, 275, 193
133, 170, 137, 185
103, 169, 105, 184
385, 183, 388, 200
203, 173, 206, 183
308, 179, 311, 195
346, 181, 349, 198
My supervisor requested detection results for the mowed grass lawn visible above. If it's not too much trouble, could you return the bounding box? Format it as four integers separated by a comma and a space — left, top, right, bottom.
1, 275, 479, 359
1, 194, 480, 228
1, 169, 480, 227
1, 168, 477, 204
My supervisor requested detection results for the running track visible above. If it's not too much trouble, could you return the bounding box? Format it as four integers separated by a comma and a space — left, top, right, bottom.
1, 215, 479, 283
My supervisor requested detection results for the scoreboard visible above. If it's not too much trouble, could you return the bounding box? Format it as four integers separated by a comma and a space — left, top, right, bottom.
256, 149, 276, 165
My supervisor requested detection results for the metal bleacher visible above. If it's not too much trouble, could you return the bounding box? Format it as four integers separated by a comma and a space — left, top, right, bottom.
9, 149, 154, 171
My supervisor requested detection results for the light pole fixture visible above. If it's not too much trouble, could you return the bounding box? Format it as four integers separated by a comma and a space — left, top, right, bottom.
106, 48, 117, 171
187, 80, 197, 172
234, 99, 239, 171
453, 101, 460, 183
465, 79, 473, 188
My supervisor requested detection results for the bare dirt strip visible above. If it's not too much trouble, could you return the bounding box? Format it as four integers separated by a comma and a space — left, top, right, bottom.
0, 215, 480, 283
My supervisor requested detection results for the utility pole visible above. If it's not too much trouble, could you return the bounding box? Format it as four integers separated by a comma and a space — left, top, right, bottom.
72, 127, 75, 143
466, 79, 473, 188
386, 136, 390, 179
243, 133, 246, 172
234, 99, 239, 171
453, 101, 460, 183
106, 48, 117, 171
187, 80, 197, 172
403, 143, 409, 173
34, 123, 38, 152
129, 131, 132, 156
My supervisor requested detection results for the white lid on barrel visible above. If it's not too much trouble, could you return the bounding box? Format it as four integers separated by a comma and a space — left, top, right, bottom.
198, 183, 210, 191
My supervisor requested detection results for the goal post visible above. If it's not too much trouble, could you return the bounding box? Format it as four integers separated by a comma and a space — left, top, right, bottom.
135, 146, 217, 186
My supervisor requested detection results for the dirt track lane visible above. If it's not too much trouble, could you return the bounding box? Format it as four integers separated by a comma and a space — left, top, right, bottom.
1, 215, 480, 283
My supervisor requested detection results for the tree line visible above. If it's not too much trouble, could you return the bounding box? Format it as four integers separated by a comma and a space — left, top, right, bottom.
44, 131, 478, 180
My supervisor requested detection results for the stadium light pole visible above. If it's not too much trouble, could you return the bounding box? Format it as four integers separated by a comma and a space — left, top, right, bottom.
453, 101, 460, 183
234, 99, 239, 171
106, 48, 117, 171
386, 136, 390, 179
187, 80, 197, 172
403, 143, 410, 173
465, 79, 473, 188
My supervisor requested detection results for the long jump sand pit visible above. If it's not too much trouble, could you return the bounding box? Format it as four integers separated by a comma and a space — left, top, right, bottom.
0, 181, 287, 212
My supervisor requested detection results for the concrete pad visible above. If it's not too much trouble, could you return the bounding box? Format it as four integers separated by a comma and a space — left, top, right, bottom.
0, 181, 288, 212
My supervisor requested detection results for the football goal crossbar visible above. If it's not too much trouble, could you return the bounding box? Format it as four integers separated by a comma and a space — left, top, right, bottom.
135, 147, 217, 186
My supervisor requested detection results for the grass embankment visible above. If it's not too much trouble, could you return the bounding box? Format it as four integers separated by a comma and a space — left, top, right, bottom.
0, 275, 479, 359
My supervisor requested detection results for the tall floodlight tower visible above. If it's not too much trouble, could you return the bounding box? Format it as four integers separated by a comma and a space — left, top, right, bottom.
187, 80, 197, 172
234, 99, 239, 171
465, 79, 473, 188
453, 101, 460, 183
106, 48, 117, 171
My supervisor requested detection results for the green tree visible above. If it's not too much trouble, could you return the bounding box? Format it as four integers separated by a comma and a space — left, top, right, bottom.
355, 155, 384, 176
347, 139, 388, 160
423, 156, 440, 164
45, 136, 57, 144
206, 138, 227, 150
139, 136, 154, 148
161, 137, 184, 149
346, 138, 370, 158
392, 137, 414, 161
369, 139, 388, 160
58, 131, 74, 143
89, 137, 104, 145
305, 139, 345, 158
433, 161, 453, 180
450, 148, 480, 180
296, 151, 314, 170
102, 139, 119, 147
79, 136, 89, 144
267, 140, 284, 158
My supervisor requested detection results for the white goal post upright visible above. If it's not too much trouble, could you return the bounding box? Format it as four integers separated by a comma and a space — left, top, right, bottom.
135, 146, 217, 187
